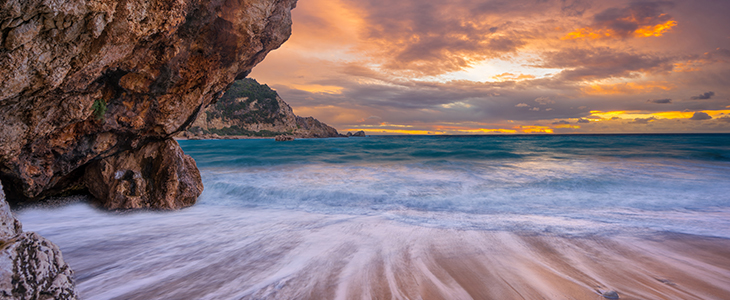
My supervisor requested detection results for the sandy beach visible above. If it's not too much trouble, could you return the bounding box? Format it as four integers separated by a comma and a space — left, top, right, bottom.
231, 229, 730, 300
19, 204, 730, 300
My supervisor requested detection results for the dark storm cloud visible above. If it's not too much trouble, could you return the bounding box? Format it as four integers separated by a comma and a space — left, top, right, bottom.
690, 91, 715, 100
647, 98, 672, 103
689, 112, 712, 120
591, 1, 675, 37
538, 47, 674, 81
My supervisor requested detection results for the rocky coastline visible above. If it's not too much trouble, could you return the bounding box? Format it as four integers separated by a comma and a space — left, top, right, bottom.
1, 0, 298, 296
183, 78, 341, 139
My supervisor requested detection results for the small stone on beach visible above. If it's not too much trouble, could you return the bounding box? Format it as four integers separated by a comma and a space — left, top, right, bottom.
602, 290, 619, 299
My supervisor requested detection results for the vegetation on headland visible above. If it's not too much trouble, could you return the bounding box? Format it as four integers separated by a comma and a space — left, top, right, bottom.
205, 78, 284, 125
186, 78, 340, 138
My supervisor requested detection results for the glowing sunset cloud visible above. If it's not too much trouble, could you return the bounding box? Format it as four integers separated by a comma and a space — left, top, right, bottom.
251, 0, 730, 134
634, 20, 677, 37
589, 109, 730, 120
582, 82, 675, 95
563, 20, 677, 40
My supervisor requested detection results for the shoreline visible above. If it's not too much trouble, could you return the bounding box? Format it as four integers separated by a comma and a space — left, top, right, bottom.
16, 202, 730, 299
174, 135, 273, 140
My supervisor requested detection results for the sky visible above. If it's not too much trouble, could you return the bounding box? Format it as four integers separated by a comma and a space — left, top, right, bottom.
249, 0, 730, 134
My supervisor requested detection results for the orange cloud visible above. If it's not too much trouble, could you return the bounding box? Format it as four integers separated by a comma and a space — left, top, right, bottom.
589, 110, 730, 120
345, 124, 521, 135
518, 126, 554, 134
432, 125, 518, 134
562, 20, 676, 40
492, 72, 536, 81
289, 84, 344, 94
634, 20, 677, 37
673, 61, 704, 73
553, 124, 581, 129
582, 82, 674, 95
343, 128, 441, 135
562, 28, 614, 40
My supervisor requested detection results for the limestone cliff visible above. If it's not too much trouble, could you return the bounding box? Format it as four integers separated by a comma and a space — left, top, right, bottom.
185, 78, 339, 138
0, 0, 297, 205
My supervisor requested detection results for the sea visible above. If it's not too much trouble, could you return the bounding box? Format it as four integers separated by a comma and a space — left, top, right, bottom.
16, 134, 730, 299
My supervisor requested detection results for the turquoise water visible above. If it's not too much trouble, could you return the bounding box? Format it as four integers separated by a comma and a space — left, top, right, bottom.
16, 134, 730, 299
181, 134, 730, 236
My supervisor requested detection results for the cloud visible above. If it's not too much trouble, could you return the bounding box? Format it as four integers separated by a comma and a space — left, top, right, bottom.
493, 73, 536, 81
342, 0, 576, 75
535, 97, 555, 105
561, 0, 591, 17
577, 118, 590, 123
530, 107, 541, 111
631, 116, 657, 124
689, 112, 712, 120
563, 1, 677, 39
690, 91, 715, 100
718, 116, 730, 123
538, 47, 673, 81
552, 120, 571, 125
647, 98, 672, 104
249, 0, 730, 134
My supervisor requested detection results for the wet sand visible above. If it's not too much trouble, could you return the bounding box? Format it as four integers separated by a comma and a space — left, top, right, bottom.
247, 231, 730, 300
41, 208, 730, 300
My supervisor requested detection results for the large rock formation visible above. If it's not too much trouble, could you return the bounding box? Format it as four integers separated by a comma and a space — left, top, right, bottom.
0, 181, 77, 299
84, 139, 203, 210
185, 78, 340, 138
0, 0, 298, 206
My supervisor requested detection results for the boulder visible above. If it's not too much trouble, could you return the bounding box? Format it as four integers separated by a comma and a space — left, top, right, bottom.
295, 116, 339, 138
275, 135, 295, 141
84, 139, 203, 210
0, 181, 78, 299
346, 130, 366, 137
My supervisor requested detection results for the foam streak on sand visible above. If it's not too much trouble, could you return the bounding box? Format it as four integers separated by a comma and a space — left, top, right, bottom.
16, 205, 730, 300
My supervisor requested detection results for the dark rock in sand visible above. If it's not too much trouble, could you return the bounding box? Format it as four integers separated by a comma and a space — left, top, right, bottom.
602, 290, 620, 299
0, 0, 298, 207
84, 139, 203, 210
0, 181, 77, 299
